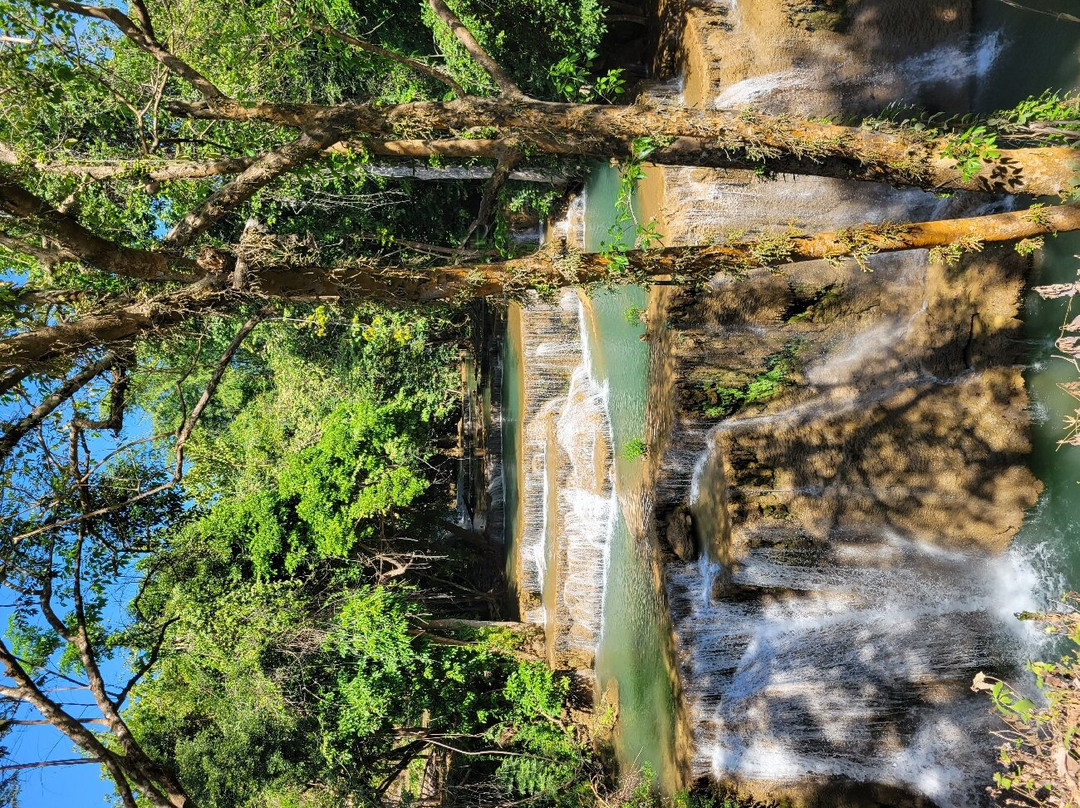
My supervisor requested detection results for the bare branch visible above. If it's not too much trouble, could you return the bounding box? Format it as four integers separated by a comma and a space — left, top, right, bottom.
2, 718, 108, 726
6, 309, 269, 545
0, 639, 116, 767
113, 617, 179, 709
72, 360, 130, 433
458, 144, 522, 249
993, 0, 1080, 22
425, 0, 523, 96
0, 758, 100, 772
312, 23, 465, 98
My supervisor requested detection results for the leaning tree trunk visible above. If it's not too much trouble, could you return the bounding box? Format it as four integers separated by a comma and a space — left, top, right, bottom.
4, 203, 1076, 369
165, 97, 1080, 197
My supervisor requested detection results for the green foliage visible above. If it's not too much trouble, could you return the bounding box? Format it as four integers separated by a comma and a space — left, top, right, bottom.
332, 586, 418, 673
993, 90, 1080, 142
124, 580, 321, 808
421, 0, 605, 99
975, 594, 1080, 808
504, 663, 568, 720
928, 234, 984, 266
636, 219, 664, 251
703, 340, 803, 418
550, 52, 625, 102
621, 438, 648, 461
492, 664, 589, 805
597, 138, 670, 277
6, 613, 62, 670
1014, 237, 1045, 257
942, 125, 1001, 181
1025, 202, 1050, 227
167, 314, 458, 577
271, 397, 430, 569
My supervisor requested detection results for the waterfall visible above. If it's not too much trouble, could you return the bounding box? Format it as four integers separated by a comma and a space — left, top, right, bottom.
486, 344, 506, 545
516, 292, 581, 625
667, 528, 1044, 807
712, 31, 1004, 112
659, 251, 1045, 803
645, 152, 1043, 802
514, 289, 618, 666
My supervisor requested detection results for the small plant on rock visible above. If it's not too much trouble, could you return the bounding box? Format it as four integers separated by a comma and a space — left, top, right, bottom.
621, 438, 648, 461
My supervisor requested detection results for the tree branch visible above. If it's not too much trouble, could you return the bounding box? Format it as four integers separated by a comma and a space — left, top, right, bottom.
113, 617, 179, 709
993, 0, 1080, 22
0, 351, 122, 463
127, 0, 155, 38
0, 231, 78, 267
22, 139, 560, 183
312, 23, 465, 98
0, 758, 100, 772
0, 639, 116, 768
6, 309, 268, 545
0, 279, 230, 371
425, 0, 523, 97
160, 96, 1080, 198
162, 129, 341, 248
458, 144, 522, 248
0, 178, 200, 281
72, 360, 130, 433
34, 0, 228, 102
2, 718, 108, 726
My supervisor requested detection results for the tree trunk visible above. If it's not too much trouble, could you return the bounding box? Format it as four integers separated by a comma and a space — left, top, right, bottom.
0, 180, 198, 282
4, 203, 1077, 369
164, 97, 1080, 197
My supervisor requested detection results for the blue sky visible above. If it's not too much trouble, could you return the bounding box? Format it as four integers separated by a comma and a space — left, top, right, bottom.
0, 346, 152, 808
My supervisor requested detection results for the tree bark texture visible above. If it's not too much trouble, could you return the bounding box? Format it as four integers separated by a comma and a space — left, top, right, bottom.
4, 203, 1075, 369
163, 97, 1080, 197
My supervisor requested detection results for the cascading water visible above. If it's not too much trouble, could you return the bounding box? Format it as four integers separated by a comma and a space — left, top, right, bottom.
673, 483, 1044, 805
505, 4, 1080, 802
712, 31, 1004, 111
640, 13, 1051, 785
653, 223, 1047, 803
511, 288, 618, 666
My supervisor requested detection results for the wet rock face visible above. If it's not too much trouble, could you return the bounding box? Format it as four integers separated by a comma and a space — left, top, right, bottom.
510, 291, 616, 674
667, 0, 975, 115
638, 1, 1042, 804
653, 245, 1042, 807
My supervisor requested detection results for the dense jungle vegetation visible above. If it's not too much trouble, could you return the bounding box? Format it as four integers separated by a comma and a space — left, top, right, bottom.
0, 0, 1079, 805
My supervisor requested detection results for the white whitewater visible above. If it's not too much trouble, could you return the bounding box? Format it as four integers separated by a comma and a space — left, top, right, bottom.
713, 31, 1004, 111
667, 521, 1045, 806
